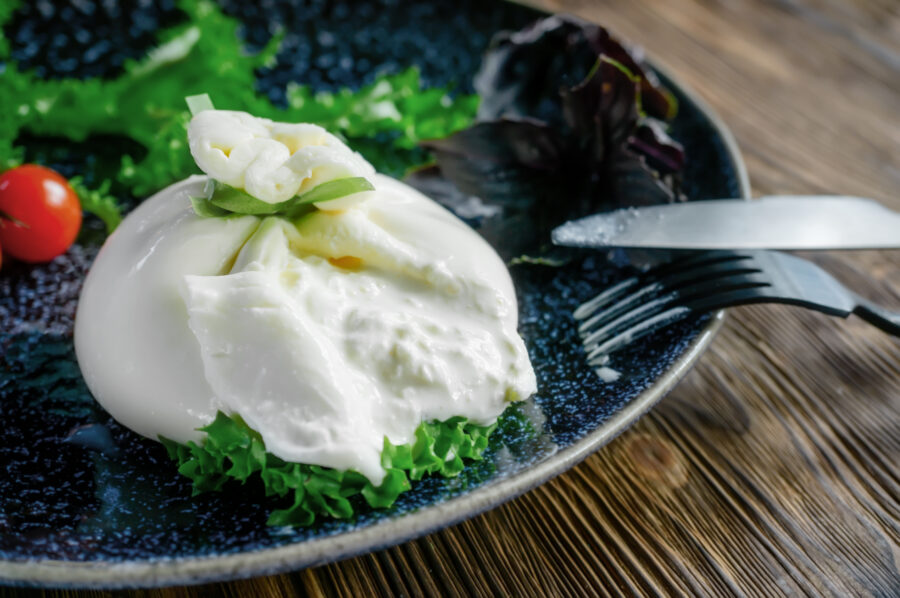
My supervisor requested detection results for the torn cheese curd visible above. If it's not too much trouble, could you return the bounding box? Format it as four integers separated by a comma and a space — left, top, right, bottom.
187, 109, 375, 206
75, 111, 536, 485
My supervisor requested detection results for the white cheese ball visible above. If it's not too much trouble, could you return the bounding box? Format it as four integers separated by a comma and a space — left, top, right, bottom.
75, 174, 536, 484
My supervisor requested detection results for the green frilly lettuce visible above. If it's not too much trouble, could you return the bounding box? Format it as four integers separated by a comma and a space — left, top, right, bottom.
0, 0, 478, 235
160, 411, 496, 526
68, 176, 123, 234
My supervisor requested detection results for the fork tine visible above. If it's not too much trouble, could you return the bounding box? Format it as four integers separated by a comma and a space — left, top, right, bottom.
656, 258, 757, 291
574, 252, 740, 321
649, 250, 751, 278
573, 251, 747, 320
682, 285, 774, 312
578, 257, 758, 333
573, 276, 640, 320
585, 306, 693, 364
578, 281, 663, 333
582, 278, 769, 352
582, 291, 677, 349
576, 252, 770, 366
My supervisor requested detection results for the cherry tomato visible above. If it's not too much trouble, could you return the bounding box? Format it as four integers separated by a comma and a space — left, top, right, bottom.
0, 165, 82, 263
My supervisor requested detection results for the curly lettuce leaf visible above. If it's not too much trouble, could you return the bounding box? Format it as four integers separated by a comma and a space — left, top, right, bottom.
0, 0, 478, 201
0, 0, 18, 59
160, 411, 496, 527
69, 176, 123, 234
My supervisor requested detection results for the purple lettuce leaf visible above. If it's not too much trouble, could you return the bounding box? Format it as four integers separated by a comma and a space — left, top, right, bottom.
419, 119, 566, 209
474, 14, 676, 125
415, 15, 685, 260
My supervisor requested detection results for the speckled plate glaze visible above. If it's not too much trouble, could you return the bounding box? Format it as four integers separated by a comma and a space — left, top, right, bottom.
0, 0, 749, 589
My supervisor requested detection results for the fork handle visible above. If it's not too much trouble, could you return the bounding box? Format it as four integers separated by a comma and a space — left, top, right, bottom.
851, 295, 900, 337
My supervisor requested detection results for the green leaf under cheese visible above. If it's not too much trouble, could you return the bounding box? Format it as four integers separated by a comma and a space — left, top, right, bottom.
160, 411, 497, 526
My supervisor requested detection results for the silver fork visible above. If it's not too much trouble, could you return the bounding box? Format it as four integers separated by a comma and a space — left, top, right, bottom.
576, 250, 900, 367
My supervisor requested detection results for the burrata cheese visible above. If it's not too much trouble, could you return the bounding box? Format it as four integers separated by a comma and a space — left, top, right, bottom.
75, 110, 536, 484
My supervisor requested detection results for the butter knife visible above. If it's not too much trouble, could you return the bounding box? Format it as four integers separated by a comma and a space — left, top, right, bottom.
551, 196, 900, 251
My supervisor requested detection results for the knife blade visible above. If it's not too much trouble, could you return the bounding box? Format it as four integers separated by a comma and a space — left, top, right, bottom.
551, 196, 900, 251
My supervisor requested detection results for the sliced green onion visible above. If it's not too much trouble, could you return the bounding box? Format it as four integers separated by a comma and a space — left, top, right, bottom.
185, 93, 215, 116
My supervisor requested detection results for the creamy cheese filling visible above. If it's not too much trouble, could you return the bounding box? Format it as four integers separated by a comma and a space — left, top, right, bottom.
76, 173, 536, 484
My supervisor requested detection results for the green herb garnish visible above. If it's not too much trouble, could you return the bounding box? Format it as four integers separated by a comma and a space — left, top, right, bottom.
201, 177, 375, 218
160, 411, 496, 526
192, 177, 375, 218
69, 176, 123, 234
189, 195, 231, 219
0, 0, 478, 207
185, 93, 215, 116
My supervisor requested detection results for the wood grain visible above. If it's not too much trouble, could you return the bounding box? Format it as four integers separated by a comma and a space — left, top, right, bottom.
4, 0, 898, 596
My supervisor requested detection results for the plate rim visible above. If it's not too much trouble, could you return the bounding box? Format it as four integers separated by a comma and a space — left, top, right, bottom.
0, 62, 751, 589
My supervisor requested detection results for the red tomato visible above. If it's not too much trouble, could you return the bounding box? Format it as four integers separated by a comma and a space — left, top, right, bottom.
0, 165, 82, 263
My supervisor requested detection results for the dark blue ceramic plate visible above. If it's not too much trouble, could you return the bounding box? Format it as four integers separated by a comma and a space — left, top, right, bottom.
0, 0, 748, 588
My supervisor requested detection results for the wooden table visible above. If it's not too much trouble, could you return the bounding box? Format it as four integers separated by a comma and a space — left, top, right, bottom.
8, 0, 899, 596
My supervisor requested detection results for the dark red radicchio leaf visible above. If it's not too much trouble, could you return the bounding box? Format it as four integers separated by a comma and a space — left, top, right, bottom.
629, 118, 686, 175
415, 15, 686, 260
474, 14, 677, 125
473, 15, 602, 125
562, 57, 684, 208
419, 119, 566, 210
417, 120, 569, 256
